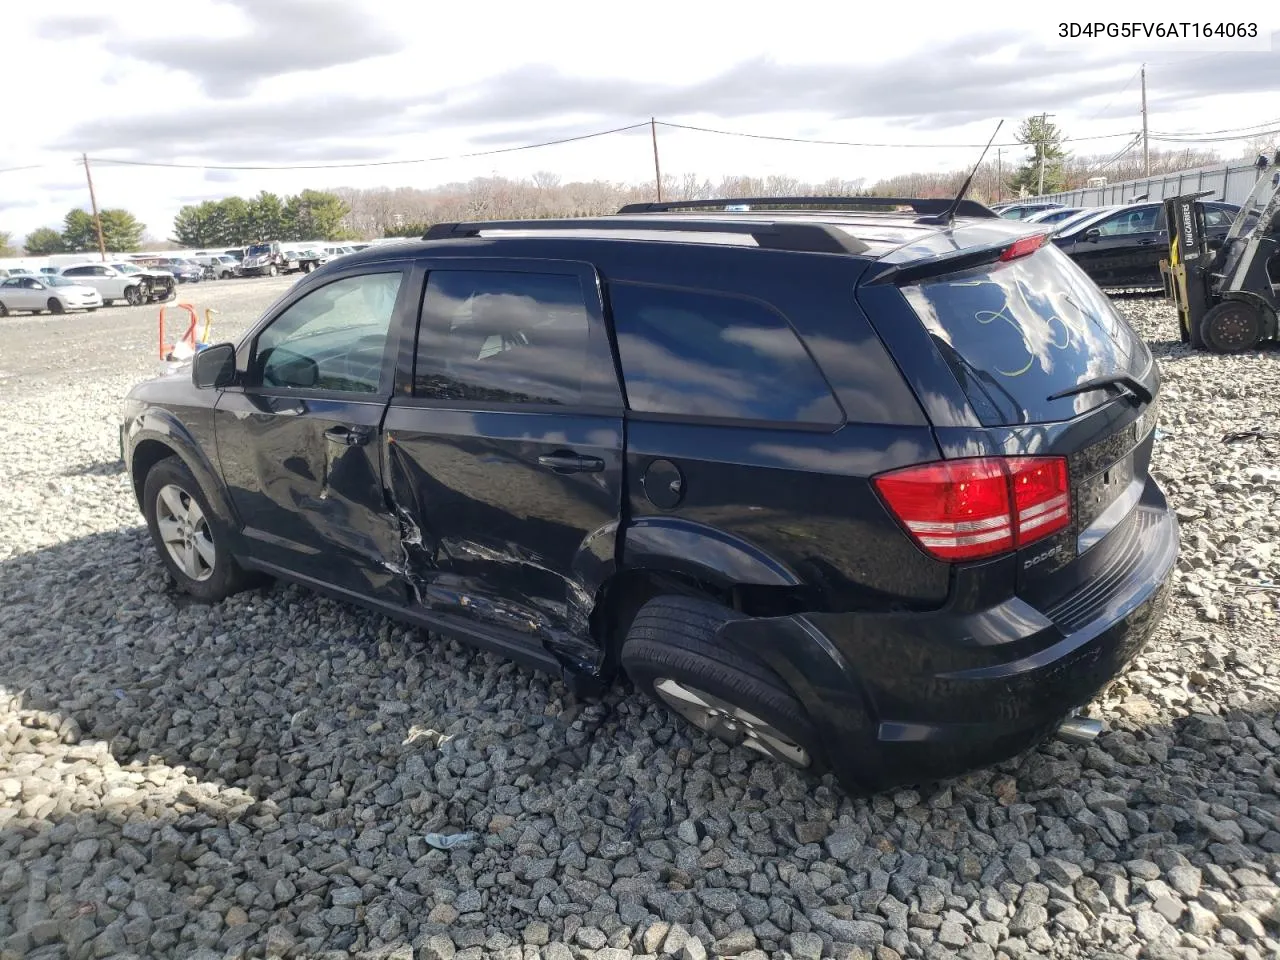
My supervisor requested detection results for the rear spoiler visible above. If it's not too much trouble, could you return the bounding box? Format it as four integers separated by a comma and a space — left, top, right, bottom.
867, 233, 1051, 286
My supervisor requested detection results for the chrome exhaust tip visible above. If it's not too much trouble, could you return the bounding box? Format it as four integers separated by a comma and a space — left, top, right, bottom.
1056, 714, 1104, 744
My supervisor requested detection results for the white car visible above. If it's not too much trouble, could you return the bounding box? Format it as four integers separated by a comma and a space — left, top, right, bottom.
0, 275, 102, 315
58, 263, 148, 306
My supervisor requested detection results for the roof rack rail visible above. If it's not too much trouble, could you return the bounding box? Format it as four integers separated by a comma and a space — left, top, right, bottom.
616, 196, 997, 218
422, 217, 870, 255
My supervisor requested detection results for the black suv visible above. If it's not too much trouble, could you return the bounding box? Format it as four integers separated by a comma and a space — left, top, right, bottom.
120, 197, 1178, 795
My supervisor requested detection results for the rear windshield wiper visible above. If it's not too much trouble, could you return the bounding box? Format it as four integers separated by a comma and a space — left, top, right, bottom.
1047, 373, 1152, 405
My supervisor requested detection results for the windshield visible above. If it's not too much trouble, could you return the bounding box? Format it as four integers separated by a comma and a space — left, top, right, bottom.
247, 244, 272, 257
43, 276, 77, 287
901, 245, 1149, 426
112, 263, 141, 273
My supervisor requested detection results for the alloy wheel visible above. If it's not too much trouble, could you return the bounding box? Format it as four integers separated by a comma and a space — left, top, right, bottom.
653, 677, 811, 767
155, 483, 216, 581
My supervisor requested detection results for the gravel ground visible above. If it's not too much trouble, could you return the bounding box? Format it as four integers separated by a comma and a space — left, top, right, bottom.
0, 288, 1278, 960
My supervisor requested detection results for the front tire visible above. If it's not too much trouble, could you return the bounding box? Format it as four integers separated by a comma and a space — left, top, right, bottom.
48, 298, 64, 315
1200, 301, 1263, 353
124, 285, 144, 306
621, 595, 823, 773
268, 264, 278, 277
143, 457, 255, 602
0, 301, 8, 318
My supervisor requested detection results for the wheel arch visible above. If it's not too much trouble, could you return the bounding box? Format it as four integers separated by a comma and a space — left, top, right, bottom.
591, 516, 817, 676
126, 416, 238, 532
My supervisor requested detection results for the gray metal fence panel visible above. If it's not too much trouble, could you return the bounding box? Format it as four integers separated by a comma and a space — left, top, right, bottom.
1036, 161, 1263, 209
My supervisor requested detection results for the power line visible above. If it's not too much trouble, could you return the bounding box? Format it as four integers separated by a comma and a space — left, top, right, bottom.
1083, 67, 1143, 123
86, 122, 650, 171
656, 120, 1140, 149
1151, 116, 1280, 137
1150, 127, 1280, 144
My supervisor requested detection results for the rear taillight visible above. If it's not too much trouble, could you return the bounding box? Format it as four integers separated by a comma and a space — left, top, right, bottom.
1000, 233, 1048, 261
874, 456, 1070, 562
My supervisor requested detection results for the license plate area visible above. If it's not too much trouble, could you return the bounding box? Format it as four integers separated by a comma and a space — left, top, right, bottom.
1076, 448, 1141, 554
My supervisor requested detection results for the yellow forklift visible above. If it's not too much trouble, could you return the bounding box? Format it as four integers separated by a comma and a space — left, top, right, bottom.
1161, 153, 1280, 352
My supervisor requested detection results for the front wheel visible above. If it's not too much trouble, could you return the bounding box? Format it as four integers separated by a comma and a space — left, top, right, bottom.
1200, 301, 1264, 353
48, 298, 65, 315
0, 301, 8, 318
622, 595, 823, 773
267, 264, 278, 277
142, 457, 257, 602
124, 285, 144, 306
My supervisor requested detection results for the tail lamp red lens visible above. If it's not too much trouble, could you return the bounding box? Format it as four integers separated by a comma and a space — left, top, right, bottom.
874, 456, 1070, 562
1000, 233, 1048, 261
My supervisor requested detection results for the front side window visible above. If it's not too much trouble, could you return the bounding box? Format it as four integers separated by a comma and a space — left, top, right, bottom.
608, 283, 843, 425
252, 272, 403, 394
414, 270, 591, 406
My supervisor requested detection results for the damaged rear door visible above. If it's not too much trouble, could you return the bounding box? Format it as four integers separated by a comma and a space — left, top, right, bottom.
382, 258, 625, 670
214, 265, 414, 599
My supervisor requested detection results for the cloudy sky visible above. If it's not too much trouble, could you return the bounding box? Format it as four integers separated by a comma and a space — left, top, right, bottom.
2, 0, 1276, 245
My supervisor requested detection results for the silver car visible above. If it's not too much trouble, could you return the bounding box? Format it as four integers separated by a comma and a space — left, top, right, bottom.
0, 274, 103, 315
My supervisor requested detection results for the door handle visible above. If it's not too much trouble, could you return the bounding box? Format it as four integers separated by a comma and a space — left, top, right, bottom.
538, 452, 605, 474
324, 424, 374, 446
1137, 239, 1156, 245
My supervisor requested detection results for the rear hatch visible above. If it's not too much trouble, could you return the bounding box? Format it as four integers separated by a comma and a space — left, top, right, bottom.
863, 233, 1161, 623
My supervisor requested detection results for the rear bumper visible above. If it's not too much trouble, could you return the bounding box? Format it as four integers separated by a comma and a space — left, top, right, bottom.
720, 482, 1178, 793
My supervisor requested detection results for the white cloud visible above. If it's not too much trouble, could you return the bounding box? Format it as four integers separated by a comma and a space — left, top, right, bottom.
3, 0, 1276, 242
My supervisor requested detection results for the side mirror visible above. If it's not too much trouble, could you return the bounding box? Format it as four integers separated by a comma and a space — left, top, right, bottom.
193, 342, 237, 389
1084, 228, 1101, 242
31, 282, 45, 290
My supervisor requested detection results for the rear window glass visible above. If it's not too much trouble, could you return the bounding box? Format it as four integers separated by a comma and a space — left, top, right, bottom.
609, 283, 843, 425
901, 245, 1149, 426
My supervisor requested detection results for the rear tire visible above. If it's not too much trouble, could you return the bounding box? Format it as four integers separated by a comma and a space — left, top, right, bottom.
142, 456, 259, 602
621, 595, 824, 773
1201, 301, 1262, 353
48, 298, 64, 315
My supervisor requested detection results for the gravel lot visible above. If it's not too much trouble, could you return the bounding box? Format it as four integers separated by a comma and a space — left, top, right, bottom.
1, 282, 1278, 960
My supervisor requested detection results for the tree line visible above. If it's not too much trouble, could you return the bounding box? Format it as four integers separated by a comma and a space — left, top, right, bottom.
5, 118, 1272, 255
21, 209, 146, 255
170, 190, 353, 247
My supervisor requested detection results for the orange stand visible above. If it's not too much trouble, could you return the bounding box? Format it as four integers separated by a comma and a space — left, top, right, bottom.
159, 303, 199, 359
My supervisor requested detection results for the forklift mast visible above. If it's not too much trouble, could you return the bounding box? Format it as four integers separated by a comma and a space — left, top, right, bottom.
1160, 191, 1215, 343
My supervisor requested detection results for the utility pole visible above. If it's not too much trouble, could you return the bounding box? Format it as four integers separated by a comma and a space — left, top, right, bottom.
1036, 113, 1056, 196
996, 148, 1003, 202
1140, 64, 1150, 177
650, 117, 663, 203
81, 153, 107, 261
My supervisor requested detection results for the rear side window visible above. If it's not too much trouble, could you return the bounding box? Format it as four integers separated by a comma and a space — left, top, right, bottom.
415, 270, 591, 405
901, 245, 1149, 426
608, 283, 843, 426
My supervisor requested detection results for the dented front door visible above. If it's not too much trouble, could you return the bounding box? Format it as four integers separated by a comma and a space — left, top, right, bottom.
213, 266, 414, 601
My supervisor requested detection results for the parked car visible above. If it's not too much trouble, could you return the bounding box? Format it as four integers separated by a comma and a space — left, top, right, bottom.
1052, 200, 1240, 288
199, 255, 240, 279
1024, 206, 1083, 225
120, 197, 1177, 794
108, 261, 177, 302
156, 258, 203, 283
59, 263, 149, 305
992, 201, 1065, 220
0, 267, 37, 279
0, 274, 102, 315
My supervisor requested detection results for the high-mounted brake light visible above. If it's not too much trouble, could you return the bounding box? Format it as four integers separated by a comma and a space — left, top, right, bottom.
999, 233, 1048, 262
874, 456, 1070, 562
